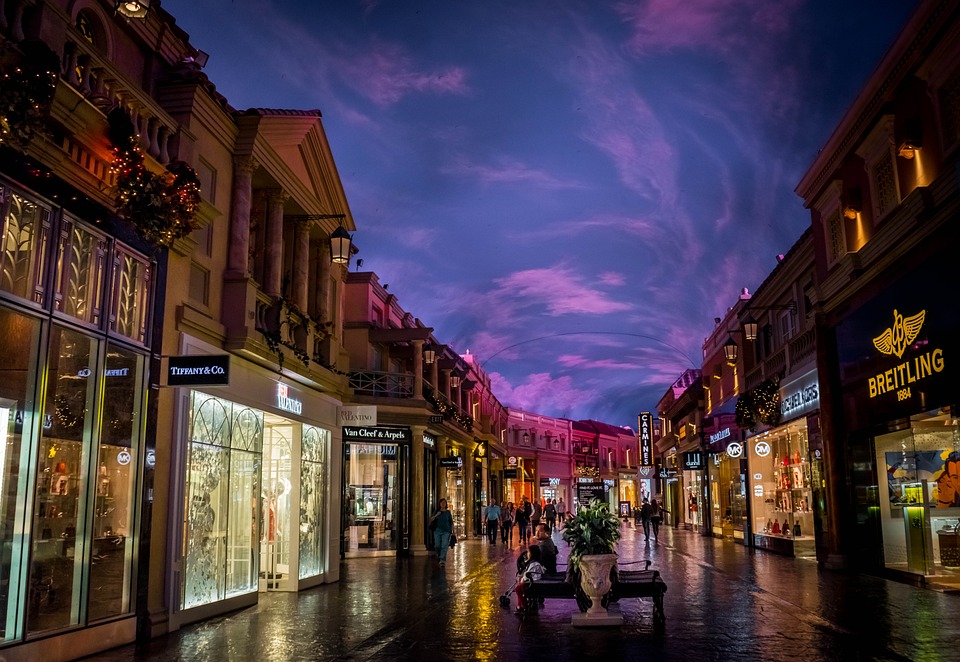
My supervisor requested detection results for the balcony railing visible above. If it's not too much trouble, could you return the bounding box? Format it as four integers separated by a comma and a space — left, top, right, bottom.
348, 370, 414, 398
254, 293, 334, 371
423, 385, 474, 432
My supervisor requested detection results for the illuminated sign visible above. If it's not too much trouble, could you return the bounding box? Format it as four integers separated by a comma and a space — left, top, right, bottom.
682, 451, 704, 470
117, 450, 131, 465
146, 450, 156, 468
726, 442, 743, 458
754, 473, 763, 480
709, 427, 731, 445
439, 456, 464, 469
343, 426, 412, 442
276, 383, 303, 415
867, 308, 945, 400
639, 412, 654, 466
874, 309, 925, 358
78, 368, 130, 378
780, 370, 820, 419
754, 485, 764, 497
508, 456, 518, 466
338, 406, 376, 426
754, 441, 771, 457
167, 355, 230, 386
423, 433, 436, 448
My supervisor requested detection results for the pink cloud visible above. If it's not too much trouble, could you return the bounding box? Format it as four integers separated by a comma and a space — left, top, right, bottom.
341, 39, 470, 105
614, 0, 797, 56
557, 354, 639, 370
493, 265, 632, 316
598, 272, 626, 286
443, 155, 586, 190
490, 372, 592, 416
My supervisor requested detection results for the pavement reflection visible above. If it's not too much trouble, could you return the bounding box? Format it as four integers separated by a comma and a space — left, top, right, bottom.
90, 523, 958, 661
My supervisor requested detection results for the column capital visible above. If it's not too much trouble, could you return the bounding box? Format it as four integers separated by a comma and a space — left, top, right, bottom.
294, 218, 313, 233
234, 155, 259, 174
266, 189, 290, 207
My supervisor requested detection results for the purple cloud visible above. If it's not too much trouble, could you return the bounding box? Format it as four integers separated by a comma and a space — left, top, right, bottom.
493, 265, 633, 316
442, 155, 586, 190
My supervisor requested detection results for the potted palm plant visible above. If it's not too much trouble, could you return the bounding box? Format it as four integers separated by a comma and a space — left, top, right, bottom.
562, 498, 622, 626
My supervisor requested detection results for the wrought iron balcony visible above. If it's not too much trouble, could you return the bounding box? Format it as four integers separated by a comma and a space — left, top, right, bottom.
348, 370, 415, 398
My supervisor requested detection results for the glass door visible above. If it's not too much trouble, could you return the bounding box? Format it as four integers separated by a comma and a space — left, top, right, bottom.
260, 416, 294, 591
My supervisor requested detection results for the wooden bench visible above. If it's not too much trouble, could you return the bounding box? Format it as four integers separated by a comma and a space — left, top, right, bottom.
523, 563, 667, 624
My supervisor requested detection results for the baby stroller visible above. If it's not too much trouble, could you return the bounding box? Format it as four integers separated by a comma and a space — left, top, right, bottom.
498, 550, 545, 614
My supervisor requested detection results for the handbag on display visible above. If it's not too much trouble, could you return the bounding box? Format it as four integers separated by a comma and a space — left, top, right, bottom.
449, 533, 457, 548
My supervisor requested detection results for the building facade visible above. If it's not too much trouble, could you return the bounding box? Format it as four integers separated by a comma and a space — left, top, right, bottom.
796, 0, 960, 586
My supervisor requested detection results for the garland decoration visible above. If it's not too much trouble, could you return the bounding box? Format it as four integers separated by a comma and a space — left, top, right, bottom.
0, 41, 60, 149
735, 377, 781, 430
108, 108, 201, 246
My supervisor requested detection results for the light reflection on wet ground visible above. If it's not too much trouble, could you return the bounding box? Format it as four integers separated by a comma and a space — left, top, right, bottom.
90, 524, 959, 661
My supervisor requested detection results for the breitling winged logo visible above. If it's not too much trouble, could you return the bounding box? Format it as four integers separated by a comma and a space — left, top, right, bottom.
873, 309, 925, 359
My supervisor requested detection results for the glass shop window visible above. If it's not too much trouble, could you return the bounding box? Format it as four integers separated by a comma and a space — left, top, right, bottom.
87, 344, 145, 621
0, 184, 50, 305
54, 217, 107, 326
0, 308, 42, 643
28, 326, 100, 634
299, 426, 329, 579
108, 245, 151, 344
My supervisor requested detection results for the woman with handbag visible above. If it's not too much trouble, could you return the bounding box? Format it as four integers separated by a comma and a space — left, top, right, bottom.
431, 498, 454, 567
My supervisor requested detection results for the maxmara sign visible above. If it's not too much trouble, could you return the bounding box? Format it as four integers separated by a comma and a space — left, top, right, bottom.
337, 406, 377, 427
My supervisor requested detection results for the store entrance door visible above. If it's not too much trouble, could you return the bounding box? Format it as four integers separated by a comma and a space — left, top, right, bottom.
260, 415, 297, 591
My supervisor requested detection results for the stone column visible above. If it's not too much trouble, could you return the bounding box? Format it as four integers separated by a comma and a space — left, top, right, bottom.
263, 190, 289, 297
410, 426, 427, 555
227, 156, 258, 275
292, 220, 311, 311
314, 240, 331, 320
442, 369, 452, 401
815, 318, 848, 569
412, 340, 424, 399
430, 359, 439, 390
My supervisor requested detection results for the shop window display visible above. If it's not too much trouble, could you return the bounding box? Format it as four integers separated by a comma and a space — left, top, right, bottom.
182, 393, 263, 610
343, 444, 397, 553
874, 408, 960, 579
299, 426, 328, 579
28, 327, 99, 633
748, 420, 815, 553
87, 345, 144, 621
0, 310, 41, 642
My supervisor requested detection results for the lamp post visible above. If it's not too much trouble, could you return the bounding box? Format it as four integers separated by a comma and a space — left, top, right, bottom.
725, 302, 797, 364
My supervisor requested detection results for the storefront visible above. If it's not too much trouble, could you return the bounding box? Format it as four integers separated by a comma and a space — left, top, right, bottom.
440, 454, 467, 537
422, 432, 438, 549
835, 257, 960, 585
0, 177, 154, 656
505, 455, 534, 506
618, 473, 637, 518
745, 369, 825, 558
342, 426, 410, 557
708, 439, 748, 541
681, 451, 706, 532
170, 338, 339, 628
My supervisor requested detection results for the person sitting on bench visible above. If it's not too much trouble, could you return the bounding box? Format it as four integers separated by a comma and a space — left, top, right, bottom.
514, 545, 545, 615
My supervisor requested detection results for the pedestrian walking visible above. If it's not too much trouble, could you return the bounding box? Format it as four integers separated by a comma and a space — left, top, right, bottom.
430, 498, 454, 567
639, 497, 652, 541
556, 497, 567, 527
543, 498, 556, 533
501, 502, 515, 544
483, 499, 501, 544
531, 498, 542, 533
650, 497, 662, 541
516, 497, 532, 544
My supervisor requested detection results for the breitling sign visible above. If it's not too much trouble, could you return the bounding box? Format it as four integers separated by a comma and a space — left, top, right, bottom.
867, 308, 945, 400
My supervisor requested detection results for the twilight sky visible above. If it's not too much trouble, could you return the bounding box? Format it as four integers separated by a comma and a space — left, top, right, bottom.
162, 0, 916, 427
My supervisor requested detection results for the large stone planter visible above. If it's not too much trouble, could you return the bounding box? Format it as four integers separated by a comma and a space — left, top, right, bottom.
572, 553, 622, 627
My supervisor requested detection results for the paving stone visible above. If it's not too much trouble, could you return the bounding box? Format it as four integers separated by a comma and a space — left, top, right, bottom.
88, 525, 959, 661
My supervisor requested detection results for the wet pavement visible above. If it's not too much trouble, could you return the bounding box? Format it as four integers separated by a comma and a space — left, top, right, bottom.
90, 524, 960, 661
